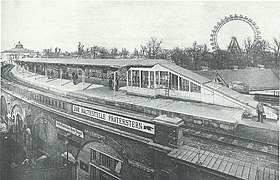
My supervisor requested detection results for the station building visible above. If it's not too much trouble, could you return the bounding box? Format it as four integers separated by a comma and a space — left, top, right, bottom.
1, 58, 279, 180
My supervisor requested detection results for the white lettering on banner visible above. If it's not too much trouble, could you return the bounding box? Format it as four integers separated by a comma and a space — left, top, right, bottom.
72, 105, 155, 135
56, 121, 84, 138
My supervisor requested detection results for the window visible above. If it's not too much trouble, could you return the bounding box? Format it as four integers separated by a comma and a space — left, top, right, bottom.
190, 82, 201, 93
141, 71, 149, 88
91, 149, 97, 161
170, 73, 178, 90
128, 70, 132, 86
180, 77, 189, 91
155, 71, 159, 87
99, 152, 122, 174
132, 70, 140, 87
150, 71, 154, 88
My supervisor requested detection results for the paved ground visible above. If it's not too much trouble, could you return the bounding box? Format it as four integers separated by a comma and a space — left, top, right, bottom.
12, 67, 279, 131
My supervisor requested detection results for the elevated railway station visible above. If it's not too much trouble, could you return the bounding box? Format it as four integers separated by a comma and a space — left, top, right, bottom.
1, 58, 279, 180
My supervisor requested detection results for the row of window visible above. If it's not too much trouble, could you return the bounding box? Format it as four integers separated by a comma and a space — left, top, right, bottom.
8, 84, 67, 111
33, 93, 66, 111
127, 70, 202, 93
90, 148, 122, 175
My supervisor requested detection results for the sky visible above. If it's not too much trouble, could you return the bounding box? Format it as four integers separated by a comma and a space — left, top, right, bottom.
1, 1, 280, 52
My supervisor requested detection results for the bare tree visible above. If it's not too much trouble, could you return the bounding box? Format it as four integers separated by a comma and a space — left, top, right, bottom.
141, 37, 163, 59
120, 48, 129, 59
270, 37, 280, 67
90, 46, 99, 58
186, 41, 209, 70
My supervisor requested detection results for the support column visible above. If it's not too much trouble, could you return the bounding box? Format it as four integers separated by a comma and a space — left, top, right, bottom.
158, 71, 160, 88
21, 64, 24, 75
34, 65, 36, 79
126, 70, 129, 91
60, 67, 63, 86
139, 70, 142, 88
154, 71, 156, 89
148, 71, 151, 88
178, 76, 180, 91
45, 65, 48, 82
82, 68, 85, 90
130, 70, 133, 87
188, 80, 191, 92
113, 71, 116, 96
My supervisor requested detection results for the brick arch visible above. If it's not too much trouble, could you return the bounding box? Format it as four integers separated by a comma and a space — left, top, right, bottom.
10, 104, 25, 124
10, 100, 25, 117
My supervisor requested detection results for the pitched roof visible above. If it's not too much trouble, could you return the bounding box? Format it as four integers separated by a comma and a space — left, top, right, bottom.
159, 63, 211, 84
196, 68, 279, 91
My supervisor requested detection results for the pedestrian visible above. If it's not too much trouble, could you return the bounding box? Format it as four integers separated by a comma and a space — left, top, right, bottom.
256, 102, 264, 123
115, 74, 119, 91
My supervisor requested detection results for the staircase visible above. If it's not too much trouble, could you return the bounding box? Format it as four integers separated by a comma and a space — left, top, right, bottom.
164, 88, 169, 98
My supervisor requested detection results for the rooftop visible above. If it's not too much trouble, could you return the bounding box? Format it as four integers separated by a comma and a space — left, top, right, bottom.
1, 42, 34, 54
15, 58, 172, 69
196, 68, 279, 91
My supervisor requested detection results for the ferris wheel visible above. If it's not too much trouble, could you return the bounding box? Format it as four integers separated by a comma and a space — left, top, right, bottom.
210, 14, 262, 50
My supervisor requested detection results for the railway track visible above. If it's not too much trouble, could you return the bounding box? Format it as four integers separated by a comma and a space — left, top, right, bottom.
183, 125, 279, 158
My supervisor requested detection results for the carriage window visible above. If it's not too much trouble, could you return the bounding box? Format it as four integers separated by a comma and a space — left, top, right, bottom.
190, 82, 201, 93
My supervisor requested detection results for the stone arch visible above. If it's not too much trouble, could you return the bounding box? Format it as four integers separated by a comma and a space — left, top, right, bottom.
10, 104, 25, 142
1, 95, 8, 123
32, 112, 60, 161
10, 103, 25, 122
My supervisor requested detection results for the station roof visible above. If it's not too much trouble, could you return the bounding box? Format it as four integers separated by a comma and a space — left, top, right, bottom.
15, 58, 172, 69
168, 145, 279, 180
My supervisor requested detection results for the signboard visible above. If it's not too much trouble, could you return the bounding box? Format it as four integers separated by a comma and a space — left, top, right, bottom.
56, 121, 84, 138
73, 105, 155, 135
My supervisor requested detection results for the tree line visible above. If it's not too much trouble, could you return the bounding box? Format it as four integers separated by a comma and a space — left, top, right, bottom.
38, 37, 280, 70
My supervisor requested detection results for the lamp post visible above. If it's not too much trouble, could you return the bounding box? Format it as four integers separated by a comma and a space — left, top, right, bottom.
64, 139, 69, 168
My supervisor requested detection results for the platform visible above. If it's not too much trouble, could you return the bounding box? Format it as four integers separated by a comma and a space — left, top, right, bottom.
11, 67, 279, 132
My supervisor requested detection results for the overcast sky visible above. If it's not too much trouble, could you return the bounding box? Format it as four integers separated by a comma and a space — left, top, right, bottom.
1, 1, 280, 52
